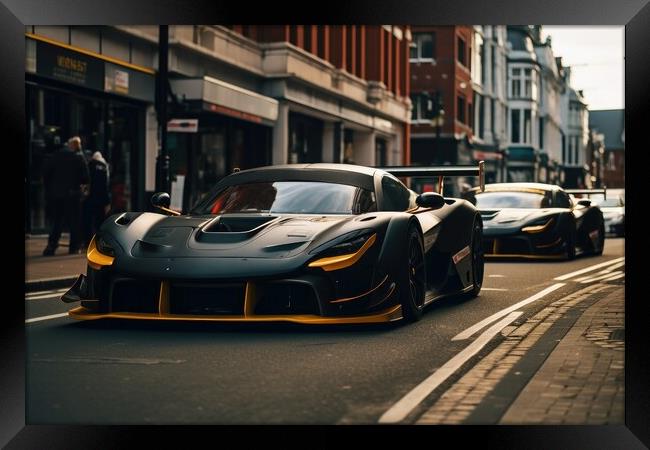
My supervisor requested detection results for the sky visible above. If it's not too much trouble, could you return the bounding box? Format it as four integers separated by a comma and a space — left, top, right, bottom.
541, 26, 624, 111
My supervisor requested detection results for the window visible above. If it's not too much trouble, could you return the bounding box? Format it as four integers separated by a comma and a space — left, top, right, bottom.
381, 176, 411, 211
554, 192, 572, 209
562, 135, 566, 163
511, 109, 520, 143
410, 93, 435, 123
523, 109, 531, 144
510, 68, 521, 98
410, 33, 435, 61
523, 68, 533, 97
457, 95, 466, 124
478, 96, 485, 139
539, 117, 544, 149
457, 36, 466, 66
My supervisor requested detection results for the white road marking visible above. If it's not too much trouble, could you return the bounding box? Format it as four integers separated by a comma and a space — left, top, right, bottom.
579, 271, 623, 284
573, 262, 625, 282
553, 257, 625, 281
25, 312, 69, 324
452, 283, 565, 341
25, 288, 68, 299
600, 272, 625, 282
488, 275, 505, 278
378, 311, 523, 424
481, 288, 509, 291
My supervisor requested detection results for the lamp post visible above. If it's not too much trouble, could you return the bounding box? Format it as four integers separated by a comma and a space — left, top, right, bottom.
155, 25, 171, 195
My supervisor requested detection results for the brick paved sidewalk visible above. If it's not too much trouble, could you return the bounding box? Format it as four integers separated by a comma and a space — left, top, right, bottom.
501, 286, 624, 424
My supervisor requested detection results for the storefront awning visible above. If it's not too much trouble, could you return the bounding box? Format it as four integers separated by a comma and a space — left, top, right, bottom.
171, 76, 279, 125
507, 146, 536, 162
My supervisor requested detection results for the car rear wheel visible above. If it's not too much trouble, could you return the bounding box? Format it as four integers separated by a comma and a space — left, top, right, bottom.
565, 226, 577, 260
400, 225, 426, 322
467, 218, 484, 298
592, 222, 605, 255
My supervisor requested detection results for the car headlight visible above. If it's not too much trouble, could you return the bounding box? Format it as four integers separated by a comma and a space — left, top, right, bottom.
522, 217, 555, 233
96, 235, 116, 257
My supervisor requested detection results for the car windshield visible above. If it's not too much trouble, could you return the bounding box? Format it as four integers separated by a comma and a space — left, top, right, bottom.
474, 191, 547, 209
594, 197, 624, 207
192, 181, 377, 215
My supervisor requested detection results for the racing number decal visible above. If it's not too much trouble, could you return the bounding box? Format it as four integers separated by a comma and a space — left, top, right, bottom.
452, 246, 471, 265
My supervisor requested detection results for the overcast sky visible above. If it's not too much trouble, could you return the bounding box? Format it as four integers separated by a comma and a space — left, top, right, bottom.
541, 26, 624, 111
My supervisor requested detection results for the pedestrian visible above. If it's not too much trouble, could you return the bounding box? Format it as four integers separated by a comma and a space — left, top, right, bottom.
42, 136, 90, 256
82, 150, 112, 248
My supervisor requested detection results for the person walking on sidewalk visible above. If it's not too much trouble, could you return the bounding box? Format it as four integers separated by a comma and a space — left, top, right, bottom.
42, 136, 90, 256
82, 150, 111, 248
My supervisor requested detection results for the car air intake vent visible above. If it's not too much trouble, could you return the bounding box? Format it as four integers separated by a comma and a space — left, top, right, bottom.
196, 215, 280, 244
480, 210, 499, 221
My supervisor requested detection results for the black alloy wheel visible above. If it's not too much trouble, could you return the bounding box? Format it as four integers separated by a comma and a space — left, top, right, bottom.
400, 225, 426, 322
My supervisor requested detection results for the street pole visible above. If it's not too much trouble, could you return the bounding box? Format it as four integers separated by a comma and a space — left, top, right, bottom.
155, 25, 171, 194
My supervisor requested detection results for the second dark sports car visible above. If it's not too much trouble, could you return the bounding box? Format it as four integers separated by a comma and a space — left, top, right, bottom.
464, 183, 605, 260
62, 163, 486, 324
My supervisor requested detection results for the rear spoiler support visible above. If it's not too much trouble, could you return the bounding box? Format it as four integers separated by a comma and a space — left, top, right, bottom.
565, 187, 607, 200
380, 161, 485, 194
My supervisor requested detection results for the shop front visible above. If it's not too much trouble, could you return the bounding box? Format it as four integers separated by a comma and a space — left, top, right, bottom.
168, 77, 278, 213
25, 34, 155, 233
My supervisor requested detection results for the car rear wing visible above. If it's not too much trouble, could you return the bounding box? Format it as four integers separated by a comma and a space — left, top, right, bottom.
380, 161, 485, 194
565, 187, 607, 200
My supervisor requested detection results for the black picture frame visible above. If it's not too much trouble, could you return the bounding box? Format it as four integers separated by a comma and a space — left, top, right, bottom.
7, 0, 649, 448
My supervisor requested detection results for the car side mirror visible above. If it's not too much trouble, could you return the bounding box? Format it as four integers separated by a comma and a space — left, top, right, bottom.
151, 192, 171, 209
577, 199, 591, 207
416, 192, 445, 210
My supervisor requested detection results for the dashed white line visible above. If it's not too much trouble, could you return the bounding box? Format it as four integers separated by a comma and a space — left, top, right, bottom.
25, 288, 67, 299
488, 275, 505, 278
25, 312, 69, 324
378, 311, 523, 424
553, 257, 625, 281
452, 283, 565, 341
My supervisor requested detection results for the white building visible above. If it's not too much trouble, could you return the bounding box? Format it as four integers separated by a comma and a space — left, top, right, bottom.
505, 26, 541, 182
532, 28, 565, 184
471, 25, 508, 183
559, 65, 590, 188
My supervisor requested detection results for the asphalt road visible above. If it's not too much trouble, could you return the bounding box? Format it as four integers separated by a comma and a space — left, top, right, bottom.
25, 238, 625, 424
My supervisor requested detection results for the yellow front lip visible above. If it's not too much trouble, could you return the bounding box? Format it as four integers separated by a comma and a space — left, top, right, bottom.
68, 304, 404, 324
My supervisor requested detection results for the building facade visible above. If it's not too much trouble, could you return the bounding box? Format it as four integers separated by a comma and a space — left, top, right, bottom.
588, 109, 624, 188
471, 25, 508, 183
409, 26, 475, 194
532, 27, 565, 185
505, 26, 542, 182
560, 66, 590, 188
25, 25, 412, 232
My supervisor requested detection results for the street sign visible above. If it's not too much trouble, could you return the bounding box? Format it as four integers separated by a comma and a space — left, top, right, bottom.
167, 119, 198, 133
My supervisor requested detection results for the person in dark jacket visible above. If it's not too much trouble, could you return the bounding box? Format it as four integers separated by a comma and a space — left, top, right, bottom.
42, 137, 90, 255
82, 151, 112, 248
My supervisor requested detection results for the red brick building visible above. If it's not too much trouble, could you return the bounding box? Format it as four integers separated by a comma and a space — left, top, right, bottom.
409, 26, 474, 171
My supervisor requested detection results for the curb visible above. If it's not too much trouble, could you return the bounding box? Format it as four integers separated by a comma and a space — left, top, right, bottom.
25, 276, 78, 293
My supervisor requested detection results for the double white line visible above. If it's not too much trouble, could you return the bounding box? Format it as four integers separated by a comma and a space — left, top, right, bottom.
379, 256, 625, 424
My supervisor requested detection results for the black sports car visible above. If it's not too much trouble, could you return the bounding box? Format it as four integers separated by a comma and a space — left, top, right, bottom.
464, 183, 605, 260
62, 163, 485, 324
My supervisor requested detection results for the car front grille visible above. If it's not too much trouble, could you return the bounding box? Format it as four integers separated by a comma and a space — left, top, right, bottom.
170, 283, 246, 315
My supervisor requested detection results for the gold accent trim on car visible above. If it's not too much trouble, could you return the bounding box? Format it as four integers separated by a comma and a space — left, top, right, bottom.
87, 236, 115, 270
158, 281, 170, 315
308, 234, 377, 272
330, 275, 389, 304
243, 282, 257, 316
67, 304, 404, 324
26, 32, 156, 75
522, 218, 555, 233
